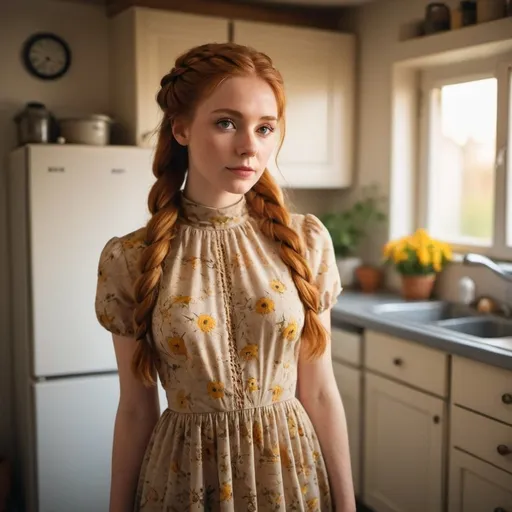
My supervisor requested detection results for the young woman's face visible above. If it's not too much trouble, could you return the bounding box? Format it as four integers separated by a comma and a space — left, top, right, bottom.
174, 75, 280, 207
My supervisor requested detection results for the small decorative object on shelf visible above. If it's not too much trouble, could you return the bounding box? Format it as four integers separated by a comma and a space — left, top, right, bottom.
424, 2, 451, 34
383, 229, 452, 300
460, 0, 478, 26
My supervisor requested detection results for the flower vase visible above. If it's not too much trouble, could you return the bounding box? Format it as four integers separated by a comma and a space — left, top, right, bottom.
401, 274, 436, 300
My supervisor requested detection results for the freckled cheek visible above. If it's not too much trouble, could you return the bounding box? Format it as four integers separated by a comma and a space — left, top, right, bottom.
259, 139, 278, 168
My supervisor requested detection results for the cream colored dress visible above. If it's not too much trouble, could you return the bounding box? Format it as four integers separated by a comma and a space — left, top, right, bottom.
95, 193, 342, 512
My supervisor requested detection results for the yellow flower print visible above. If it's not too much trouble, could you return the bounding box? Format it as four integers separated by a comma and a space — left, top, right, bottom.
197, 314, 216, 333
172, 295, 192, 307
98, 312, 115, 327
220, 482, 233, 502
271, 385, 284, 403
240, 344, 259, 361
210, 215, 232, 226
182, 256, 201, 269
280, 446, 292, 469
270, 279, 286, 294
281, 320, 299, 342
318, 260, 329, 274
175, 390, 191, 410
170, 460, 180, 473
312, 451, 320, 463
147, 487, 159, 503
301, 484, 309, 495
255, 297, 275, 315
287, 415, 297, 437
247, 378, 259, 393
307, 498, 319, 511
207, 381, 225, 399
298, 426, 305, 437
167, 336, 188, 358
253, 421, 263, 447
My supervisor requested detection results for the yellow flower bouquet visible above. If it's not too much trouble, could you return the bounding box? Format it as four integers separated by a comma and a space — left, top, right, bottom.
383, 229, 452, 299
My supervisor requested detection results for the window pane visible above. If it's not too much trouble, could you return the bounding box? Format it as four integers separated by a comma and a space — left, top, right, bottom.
427, 78, 497, 246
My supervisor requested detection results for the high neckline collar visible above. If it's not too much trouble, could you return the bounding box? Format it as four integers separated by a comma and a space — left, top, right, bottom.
179, 192, 249, 229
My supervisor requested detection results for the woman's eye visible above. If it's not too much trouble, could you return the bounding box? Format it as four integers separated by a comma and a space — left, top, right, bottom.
259, 125, 275, 136
216, 119, 235, 130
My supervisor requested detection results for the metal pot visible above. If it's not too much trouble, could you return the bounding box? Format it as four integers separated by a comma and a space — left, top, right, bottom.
14, 102, 52, 145
59, 115, 113, 145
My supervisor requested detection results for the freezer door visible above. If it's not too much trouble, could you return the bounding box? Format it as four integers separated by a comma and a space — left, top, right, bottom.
29, 145, 155, 377
35, 374, 169, 512
35, 375, 119, 512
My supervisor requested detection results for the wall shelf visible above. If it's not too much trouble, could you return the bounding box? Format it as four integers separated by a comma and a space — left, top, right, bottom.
394, 17, 512, 68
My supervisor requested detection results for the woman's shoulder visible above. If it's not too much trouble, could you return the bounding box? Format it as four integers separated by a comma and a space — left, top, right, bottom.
99, 227, 146, 278
289, 212, 329, 250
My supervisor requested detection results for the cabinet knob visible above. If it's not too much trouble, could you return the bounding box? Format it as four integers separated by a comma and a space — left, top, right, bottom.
496, 444, 511, 456
502, 393, 512, 404
393, 357, 403, 366
433, 415, 440, 424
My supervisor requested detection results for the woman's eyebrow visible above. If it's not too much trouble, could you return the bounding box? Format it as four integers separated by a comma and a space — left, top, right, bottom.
211, 108, 277, 121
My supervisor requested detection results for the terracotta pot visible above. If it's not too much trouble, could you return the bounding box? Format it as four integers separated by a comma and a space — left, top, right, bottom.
355, 265, 383, 293
401, 274, 436, 300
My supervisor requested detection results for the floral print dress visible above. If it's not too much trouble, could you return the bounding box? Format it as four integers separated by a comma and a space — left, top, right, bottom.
95, 193, 342, 511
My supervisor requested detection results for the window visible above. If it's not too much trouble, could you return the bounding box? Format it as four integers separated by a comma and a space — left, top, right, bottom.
419, 56, 512, 259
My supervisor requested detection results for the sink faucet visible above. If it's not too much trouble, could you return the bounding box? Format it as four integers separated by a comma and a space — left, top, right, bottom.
462, 253, 512, 284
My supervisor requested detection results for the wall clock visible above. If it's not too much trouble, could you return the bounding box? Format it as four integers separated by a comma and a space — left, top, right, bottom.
22, 32, 71, 80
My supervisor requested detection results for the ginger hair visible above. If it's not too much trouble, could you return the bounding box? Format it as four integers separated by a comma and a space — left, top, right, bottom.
132, 42, 328, 386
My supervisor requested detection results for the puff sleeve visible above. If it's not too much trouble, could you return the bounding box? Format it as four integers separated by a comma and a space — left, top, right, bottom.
95, 237, 136, 337
302, 214, 343, 313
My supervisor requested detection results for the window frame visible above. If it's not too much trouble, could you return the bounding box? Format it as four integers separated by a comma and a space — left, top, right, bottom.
418, 53, 512, 261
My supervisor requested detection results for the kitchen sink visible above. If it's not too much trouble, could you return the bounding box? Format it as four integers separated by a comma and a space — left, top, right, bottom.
436, 317, 512, 339
372, 301, 476, 324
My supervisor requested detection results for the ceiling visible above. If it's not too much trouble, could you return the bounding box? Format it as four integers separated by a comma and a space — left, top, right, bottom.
234, 0, 374, 5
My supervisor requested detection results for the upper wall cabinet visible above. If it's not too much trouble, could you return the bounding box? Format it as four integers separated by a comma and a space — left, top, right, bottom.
233, 20, 355, 189
110, 7, 229, 146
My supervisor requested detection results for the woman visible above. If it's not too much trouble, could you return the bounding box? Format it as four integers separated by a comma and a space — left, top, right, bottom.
95, 42, 355, 512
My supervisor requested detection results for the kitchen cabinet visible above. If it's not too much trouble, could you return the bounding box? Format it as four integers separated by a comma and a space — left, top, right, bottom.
332, 361, 361, 496
363, 373, 445, 512
449, 448, 512, 512
229, 20, 355, 189
331, 326, 363, 496
449, 356, 512, 510
109, 9, 356, 190
110, 7, 229, 146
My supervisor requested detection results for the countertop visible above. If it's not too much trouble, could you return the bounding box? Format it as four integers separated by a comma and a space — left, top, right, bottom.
331, 291, 512, 372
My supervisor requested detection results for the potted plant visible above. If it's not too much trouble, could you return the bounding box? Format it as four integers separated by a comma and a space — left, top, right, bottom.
320, 184, 387, 289
383, 228, 452, 300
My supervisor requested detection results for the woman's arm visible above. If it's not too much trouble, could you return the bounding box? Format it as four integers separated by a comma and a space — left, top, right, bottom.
297, 310, 356, 512
110, 334, 160, 512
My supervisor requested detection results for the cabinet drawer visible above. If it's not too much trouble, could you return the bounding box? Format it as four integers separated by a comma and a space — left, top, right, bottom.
331, 328, 361, 366
452, 356, 512, 426
452, 406, 512, 474
365, 330, 448, 396
449, 448, 512, 512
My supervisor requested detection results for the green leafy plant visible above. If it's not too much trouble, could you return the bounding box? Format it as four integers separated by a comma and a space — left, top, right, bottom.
320, 184, 387, 259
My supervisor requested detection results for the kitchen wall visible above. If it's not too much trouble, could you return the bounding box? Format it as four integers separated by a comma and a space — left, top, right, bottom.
0, 0, 110, 465
342, 0, 512, 300
0, 0, 349, 470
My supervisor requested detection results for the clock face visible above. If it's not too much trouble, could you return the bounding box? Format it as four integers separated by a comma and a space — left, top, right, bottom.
22, 33, 71, 80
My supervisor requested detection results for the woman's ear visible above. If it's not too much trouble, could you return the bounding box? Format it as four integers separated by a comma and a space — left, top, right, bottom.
172, 118, 190, 146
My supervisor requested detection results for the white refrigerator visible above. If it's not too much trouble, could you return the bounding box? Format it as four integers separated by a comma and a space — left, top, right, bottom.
8, 144, 168, 512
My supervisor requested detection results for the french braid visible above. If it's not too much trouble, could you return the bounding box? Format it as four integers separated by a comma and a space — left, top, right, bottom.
131, 43, 327, 385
